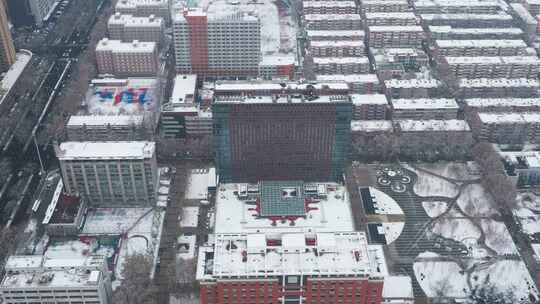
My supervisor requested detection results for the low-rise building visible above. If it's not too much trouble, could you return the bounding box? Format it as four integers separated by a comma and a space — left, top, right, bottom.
474, 112, 540, 144
441, 56, 540, 79
360, 0, 409, 12
309, 40, 365, 57
0, 255, 111, 304
316, 74, 381, 94
420, 13, 514, 28
95, 39, 158, 77
367, 26, 426, 48
214, 80, 351, 96
313, 57, 371, 74
304, 14, 362, 30
458, 78, 540, 98
394, 119, 473, 151
465, 98, 540, 112
384, 78, 443, 99
351, 94, 389, 120
371, 48, 428, 80
115, 0, 170, 22
42, 184, 87, 237
306, 30, 365, 41
303, 1, 357, 14
108, 13, 164, 45
365, 12, 418, 26
66, 115, 151, 141
434, 39, 529, 56
428, 26, 524, 40
391, 98, 459, 119
414, 0, 502, 14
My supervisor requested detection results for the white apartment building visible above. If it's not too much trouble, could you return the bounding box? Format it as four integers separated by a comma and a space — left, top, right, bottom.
317, 74, 381, 94
115, 0, 170, 22
459, 78, 540, 98
0, 255, 111, 304
313, 57, 371, 74
442, 56, 540, 79
413, 0, 502, 14
306, 30, 365, 41
55, 141, 158, 206
309, 40, 365, 57
391, 98, 459, 120
108, 13, 164, 45
304, 14, 362, 30
420, 13, 514, 28
302, 1, 357, 14
384, 78, 443, 99
365, 12, 418, 26
435, 39, 529, 56
367, 26, 426, 48
428, 26, 524, 41
173, 9, 261, 77
360, 0, 409, 12
95, 39, 158, 76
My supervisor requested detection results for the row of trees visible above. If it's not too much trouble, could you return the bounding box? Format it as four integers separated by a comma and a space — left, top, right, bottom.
471, 143, 517, 210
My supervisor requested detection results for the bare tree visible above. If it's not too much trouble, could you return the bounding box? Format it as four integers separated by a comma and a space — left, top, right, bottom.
113, 254, 159, 304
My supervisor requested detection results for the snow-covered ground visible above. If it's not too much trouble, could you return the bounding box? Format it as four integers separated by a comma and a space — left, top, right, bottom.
431, 217, 482, 243
472, 260, 538, 302
456, 184, 498, 217
81, 208, 152, 235
180, 206, 200, 228
532, 243, 540, 261
480, 219, 517, 255
414, 253, 469, 298
382, 222, 405, 244
514, 192, 540, 236
405, 165, 459, 198
417, 162, 478, 180
370, 187, 404, 215
422, 201, 448, 218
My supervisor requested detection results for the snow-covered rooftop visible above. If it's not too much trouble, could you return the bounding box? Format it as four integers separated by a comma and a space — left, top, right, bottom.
384, 78, 441, 88
214, 80, 350, 92
96, 38, 156, 53
306, 30, 365, 39
185, 168, 216, 200
310, 40, 364, 48
197, 232, 380, 279
214, 182, 354, 234
365, 12, 417, 19
414, 0, 501, 7
351, 120, 393, 132
351, 94, 388, 105
0, 51, 32, 106
420, 13, 513, 21
214, 95, 349, 104
316, 73, 380, 84
459, 78, 540, 88
478, 112, 540, 124
436, 39, 527, 48
169, 74, 197, 104
429, 25, 523, 35
383, 276, 414, 300
392, 98, 459, 110
108, 13, 164, 27
445, 56, 540, 65
368, 25, 424, 32
56, 141, 155, 160
66, 115, 144, 127
303, 1, 356, 8
304, 13, 361, 21
396, 119, 471, 132
465, 98, 540, 108
313, 57, 370, 64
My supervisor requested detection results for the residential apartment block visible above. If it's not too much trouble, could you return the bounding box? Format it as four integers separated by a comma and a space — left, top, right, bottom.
475, 112, 540, 144
434, 39, 529, 56
365, 12, 418, 26
304, 14, 362, 30
441, 56, 540, 79
384, 78, 443, 99
115, 0, 170, 22
367, 26, 426, 48
428, 26, 524, 40
458, 78, 540, 98
313, 57, 371, 74
420, 13, 513, 28
66, 115, 150, 141
351, 94, 389, 120
95, 39, 158, 77
108, 13, 164, 45
306, 30, 365, 41
391, 98, 459, 120
173, 9, 261, 77
413, 0, 502, 14
56, 141, 158, 206
316, 74, 381, 94
465, 98, 540, 112
360, 0, 409, 13
308, 40, 365, 57
302, 1, 357, 14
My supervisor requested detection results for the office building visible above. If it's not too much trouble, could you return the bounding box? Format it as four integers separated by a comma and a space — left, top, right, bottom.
0, 0, 15, 72
55, 141, 158, 206
95, 39, 158, 77
351, 94, 388, 120
391, 98, 459, 120
0, 255, 111, 304
108, 13, 164, 45
115, 0, 170, 22
213, 95, 352, 182
173, 9, 261, 77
